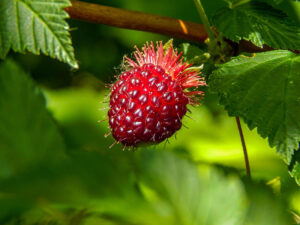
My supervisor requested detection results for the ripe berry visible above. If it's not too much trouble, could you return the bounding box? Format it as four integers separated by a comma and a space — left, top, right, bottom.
107, 42, 206, 147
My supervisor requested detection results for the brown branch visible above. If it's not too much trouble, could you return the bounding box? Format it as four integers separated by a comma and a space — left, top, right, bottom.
66, 0, 279, 53
66, 0, 208, 43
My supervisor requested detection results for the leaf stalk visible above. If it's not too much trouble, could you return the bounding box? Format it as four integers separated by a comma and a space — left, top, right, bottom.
235, 116, 251, 178
193, 0, 214, 41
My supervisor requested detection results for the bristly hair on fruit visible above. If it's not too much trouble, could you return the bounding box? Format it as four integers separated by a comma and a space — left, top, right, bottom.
103, 41, 206, 148
123, 41, 206, 102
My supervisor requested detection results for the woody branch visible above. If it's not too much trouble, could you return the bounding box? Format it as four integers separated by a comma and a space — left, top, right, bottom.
66, 0, 273, 53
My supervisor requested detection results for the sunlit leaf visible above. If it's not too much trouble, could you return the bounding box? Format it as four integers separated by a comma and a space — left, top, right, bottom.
138, 150, 247, 225
0, 0, 78, 68
244, 182, 292, 225
290, 162, 300, 185
212, 2, 300, 50
209, 50, 300, 164
290, 145, 300, 185
138, 150, 292, 224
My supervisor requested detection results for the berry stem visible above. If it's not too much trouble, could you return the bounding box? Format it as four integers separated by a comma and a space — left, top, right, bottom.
235, 116, 251, 178
193, 0, 214, 41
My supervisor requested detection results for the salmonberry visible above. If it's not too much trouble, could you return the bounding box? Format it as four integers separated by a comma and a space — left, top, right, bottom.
106, 41, 206, 147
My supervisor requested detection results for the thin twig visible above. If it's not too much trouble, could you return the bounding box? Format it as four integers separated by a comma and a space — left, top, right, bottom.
235, 116, 251, 178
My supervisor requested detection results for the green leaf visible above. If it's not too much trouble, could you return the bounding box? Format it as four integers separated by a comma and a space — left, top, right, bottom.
290, 162, 300, 185
179, 43, 209, 65
138, 151, 247, 225
209, 50, 300, 163
0, 148, 293, 224
244, 181, 292, 225
0, 60, 66, 178
0, 0, 78, 68
289, 144, 300, 185
212, 1, 300, 50
138, 150, 292, 225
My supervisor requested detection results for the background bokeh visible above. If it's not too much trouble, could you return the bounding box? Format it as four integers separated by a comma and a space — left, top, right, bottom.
2, 0, 300, 224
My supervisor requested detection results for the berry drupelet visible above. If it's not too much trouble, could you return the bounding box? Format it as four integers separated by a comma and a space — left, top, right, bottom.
107, 42, 206, 147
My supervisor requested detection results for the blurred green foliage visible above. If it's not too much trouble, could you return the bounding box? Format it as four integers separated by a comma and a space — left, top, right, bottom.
1, 0, 300, 224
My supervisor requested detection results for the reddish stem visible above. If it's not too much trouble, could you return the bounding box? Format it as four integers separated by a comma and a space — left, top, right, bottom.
235, 116, 251, 178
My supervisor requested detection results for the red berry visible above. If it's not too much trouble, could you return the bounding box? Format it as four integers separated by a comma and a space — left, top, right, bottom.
107, 42, 206, 147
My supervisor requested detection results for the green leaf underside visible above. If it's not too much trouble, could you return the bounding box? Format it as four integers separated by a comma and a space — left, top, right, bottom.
0, 60, 65, 178
212, 2, 300, 50
290, 146, 300, 185
0, 0, 78, 68
209, 50, 300, 164
290, 162, 300, 185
